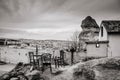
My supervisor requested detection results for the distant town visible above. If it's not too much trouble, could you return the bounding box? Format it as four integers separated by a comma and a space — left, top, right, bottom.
0, 38, 71, 50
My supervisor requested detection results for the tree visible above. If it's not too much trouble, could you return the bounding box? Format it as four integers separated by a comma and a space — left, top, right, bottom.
67, 30, 81, 65
70, 30, 80, 52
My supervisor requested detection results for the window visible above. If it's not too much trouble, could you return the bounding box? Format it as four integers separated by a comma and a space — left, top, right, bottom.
101, 27, 103, 37
96, 43, 100, 48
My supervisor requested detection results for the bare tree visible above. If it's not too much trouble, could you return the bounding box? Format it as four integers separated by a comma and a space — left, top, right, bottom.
70, 30, 80, 52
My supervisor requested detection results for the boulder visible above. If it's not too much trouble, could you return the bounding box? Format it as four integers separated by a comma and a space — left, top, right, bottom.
26, 70, 42, 80
10, 77, 19, 80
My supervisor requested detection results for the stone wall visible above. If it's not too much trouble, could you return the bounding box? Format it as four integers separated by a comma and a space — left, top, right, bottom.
0, 46, 35, 64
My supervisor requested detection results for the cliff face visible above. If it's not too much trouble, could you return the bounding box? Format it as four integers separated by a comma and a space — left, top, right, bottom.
79, 31, 97, 41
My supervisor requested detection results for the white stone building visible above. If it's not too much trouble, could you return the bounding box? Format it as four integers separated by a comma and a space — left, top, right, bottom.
99, 20, 120, 57
85, 20, 120, 57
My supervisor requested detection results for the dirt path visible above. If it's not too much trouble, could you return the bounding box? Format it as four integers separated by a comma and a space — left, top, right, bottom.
0, 64, 15, 76
0, 64, 15, 72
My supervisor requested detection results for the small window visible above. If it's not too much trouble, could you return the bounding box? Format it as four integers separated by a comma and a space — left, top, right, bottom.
96, 43, 100, 48
101, 27, 103, 37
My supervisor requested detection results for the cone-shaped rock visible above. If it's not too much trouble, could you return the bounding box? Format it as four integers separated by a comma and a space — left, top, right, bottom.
81, 16, 99, 32
79, 16, 100, 42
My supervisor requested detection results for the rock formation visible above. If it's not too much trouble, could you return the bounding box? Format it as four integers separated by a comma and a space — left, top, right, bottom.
81, 16, 99, 32
79, 16, 100, 50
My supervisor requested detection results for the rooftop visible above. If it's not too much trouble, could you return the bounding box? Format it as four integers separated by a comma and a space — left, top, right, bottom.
101, 20, 120, 33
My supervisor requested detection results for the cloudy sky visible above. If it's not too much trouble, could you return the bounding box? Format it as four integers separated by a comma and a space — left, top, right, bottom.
0, 0, 120, 40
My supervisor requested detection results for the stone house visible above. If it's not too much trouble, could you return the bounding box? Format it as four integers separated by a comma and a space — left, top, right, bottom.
84, 19, 120, 57
79, 16, 99, 51
99, 20, 120, 57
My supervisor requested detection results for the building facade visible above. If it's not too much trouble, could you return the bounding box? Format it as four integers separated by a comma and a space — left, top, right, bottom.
85, 41, 109, 57
79, 16, 100, 51
99, 20, 120, 57
81, 17, 120, 57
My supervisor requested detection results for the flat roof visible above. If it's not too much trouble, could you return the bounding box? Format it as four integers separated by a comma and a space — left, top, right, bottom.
85, 40, 109, 44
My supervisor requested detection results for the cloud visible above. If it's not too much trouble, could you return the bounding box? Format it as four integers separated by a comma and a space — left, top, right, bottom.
0, 0, 119, 40
0, 0, 119, 22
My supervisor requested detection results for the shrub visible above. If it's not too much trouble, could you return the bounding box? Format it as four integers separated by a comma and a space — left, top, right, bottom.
82, 57, 101, 62
82, 68, 95, 80
98, 58, 120, 69
73, 65, 96, 80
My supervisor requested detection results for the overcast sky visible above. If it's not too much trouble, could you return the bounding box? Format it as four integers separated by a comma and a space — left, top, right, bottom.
0, 0, 120, 40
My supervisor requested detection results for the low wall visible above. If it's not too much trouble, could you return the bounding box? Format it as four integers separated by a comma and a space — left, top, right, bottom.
0, 47, 35, 64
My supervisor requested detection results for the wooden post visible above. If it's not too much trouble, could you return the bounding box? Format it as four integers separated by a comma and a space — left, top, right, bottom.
70, 47, 75, 65
36, 45, 38, 55
60, 50, 64, 66
71, 52, 74, 65
53, 50, 55, 59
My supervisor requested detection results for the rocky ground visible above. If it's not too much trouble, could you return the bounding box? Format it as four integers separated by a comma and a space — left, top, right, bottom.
1, 57, 120, 80
51, 57, 120, 80
0, 62, 15, 76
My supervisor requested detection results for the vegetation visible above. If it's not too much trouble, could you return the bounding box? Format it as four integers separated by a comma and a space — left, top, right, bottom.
73, 66, 95, 80
97, 58, 120, 69
70, 31, 80, 51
